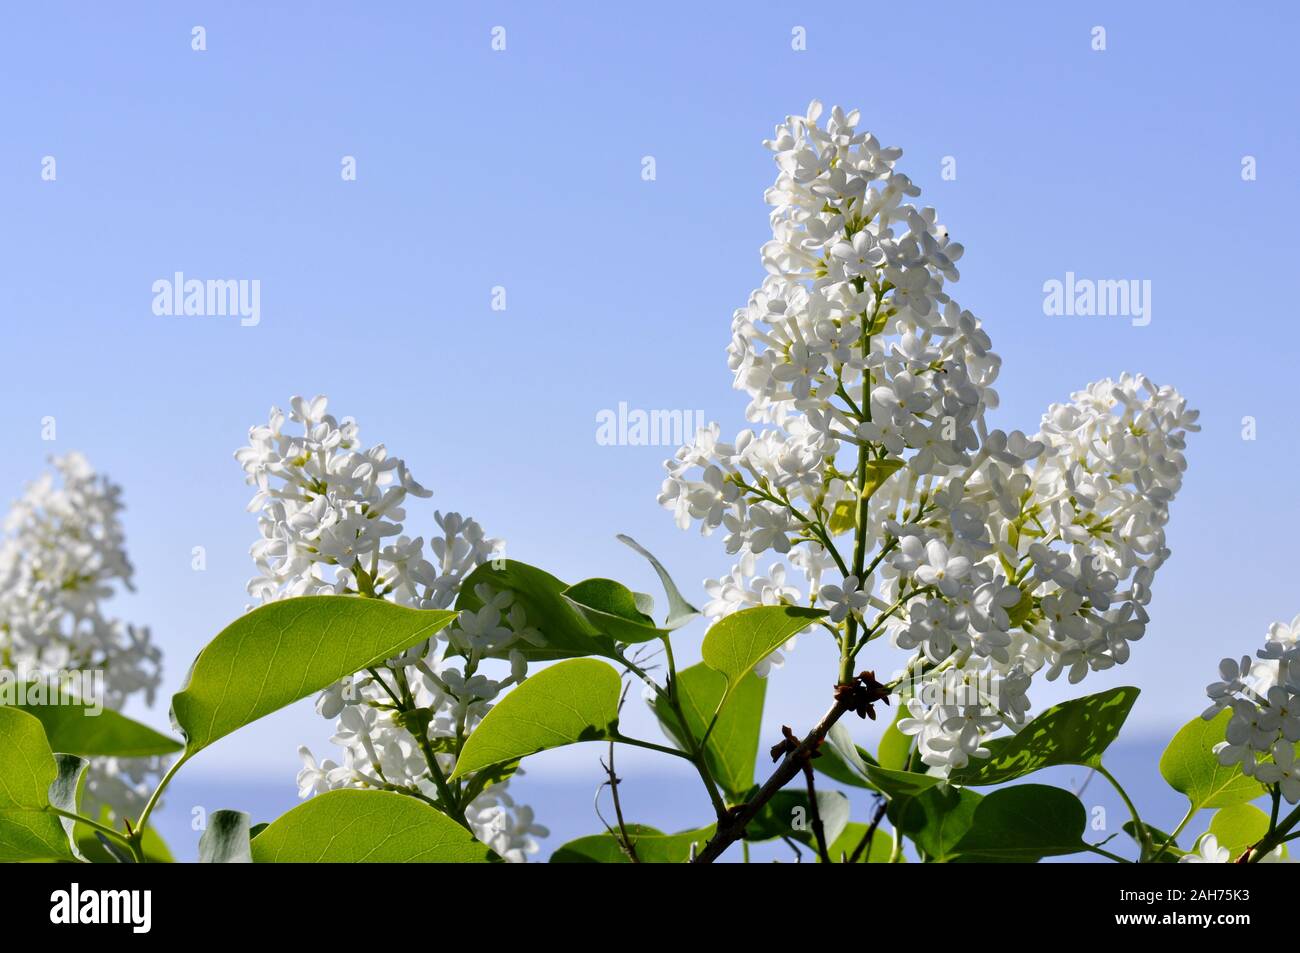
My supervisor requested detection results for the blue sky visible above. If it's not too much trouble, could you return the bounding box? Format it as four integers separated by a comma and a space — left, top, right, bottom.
2, 2, 1298, 857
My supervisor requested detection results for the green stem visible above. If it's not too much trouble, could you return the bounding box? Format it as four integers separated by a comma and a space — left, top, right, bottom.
611, 733, 697, 762
49, 806, 134, 851
1150, 804, 1196, 863
617, 653, 729, 819
1086, 844, 1132, 863
1095, 764, 1148, 860
131, 754, 188, 861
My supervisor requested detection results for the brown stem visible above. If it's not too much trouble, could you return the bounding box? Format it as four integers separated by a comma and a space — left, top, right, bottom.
601, 740, 640, 863
692, 695, 851, 863
802, 761, 831, 863
848, 797, 888, 864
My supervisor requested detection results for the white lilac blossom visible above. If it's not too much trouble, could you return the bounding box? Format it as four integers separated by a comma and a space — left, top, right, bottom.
1203, 615, 1300, 802
660, 101, 1196, 776
0, 454, 164, 819
238, 397, 548, 861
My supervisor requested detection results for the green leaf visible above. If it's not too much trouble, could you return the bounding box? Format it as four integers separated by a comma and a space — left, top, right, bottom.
562, 578, 671, 644
889, 784, 983, 862
949, 686, 1140, 785
822, 822, 894, 863
864, 763, 944, 800
616, 534, 700, 629
1121, 821, 1183, 862
8, 699, 182, 758
747, 789, 851, 850
456, 560, 616, 661
652, 663, 765, 798
0, 707, 79, 862
1209, 803, 1270, 858
877, 706, 913, 770
170, 596, 456, 758
199, 810, 252, 863
550, 824, 713, 863
48, 754, 88, 862
700, 605, 825, 693
820, 722, 936, 800
812, 722, 886, 790
251, 789, 494, 862
951, 784, 1090, 862
1160, 710, 1267, 812
451, 658, 621, 779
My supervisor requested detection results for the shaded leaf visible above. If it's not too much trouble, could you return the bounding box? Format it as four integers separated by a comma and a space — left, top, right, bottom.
949, 686, 1140, 785
6, 696, 181, 758
563, 578, 670, 644
951, 784, 1089, 862
199, 809, 252, 863
889, 784, 983, 862
1122, 820, 1184, 862
864, 763, 944, 801
456, 560, 616, 661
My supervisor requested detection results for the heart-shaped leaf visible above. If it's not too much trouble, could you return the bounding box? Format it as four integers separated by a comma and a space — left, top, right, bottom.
1208, 803, 1271, 859
1160, 710, 1266, 812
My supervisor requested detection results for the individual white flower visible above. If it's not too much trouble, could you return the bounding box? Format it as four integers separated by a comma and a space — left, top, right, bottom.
1180, 834, 1230, 863
1255, 742, 1300, 803
819, 575, 871, 624
913, 540, 972, 597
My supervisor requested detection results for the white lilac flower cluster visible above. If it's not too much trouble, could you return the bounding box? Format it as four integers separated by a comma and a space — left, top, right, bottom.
660, 102, 1197, 774
237, 396, 548, 861
1202, 615, 1300, 803
0, 453, 164, 818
